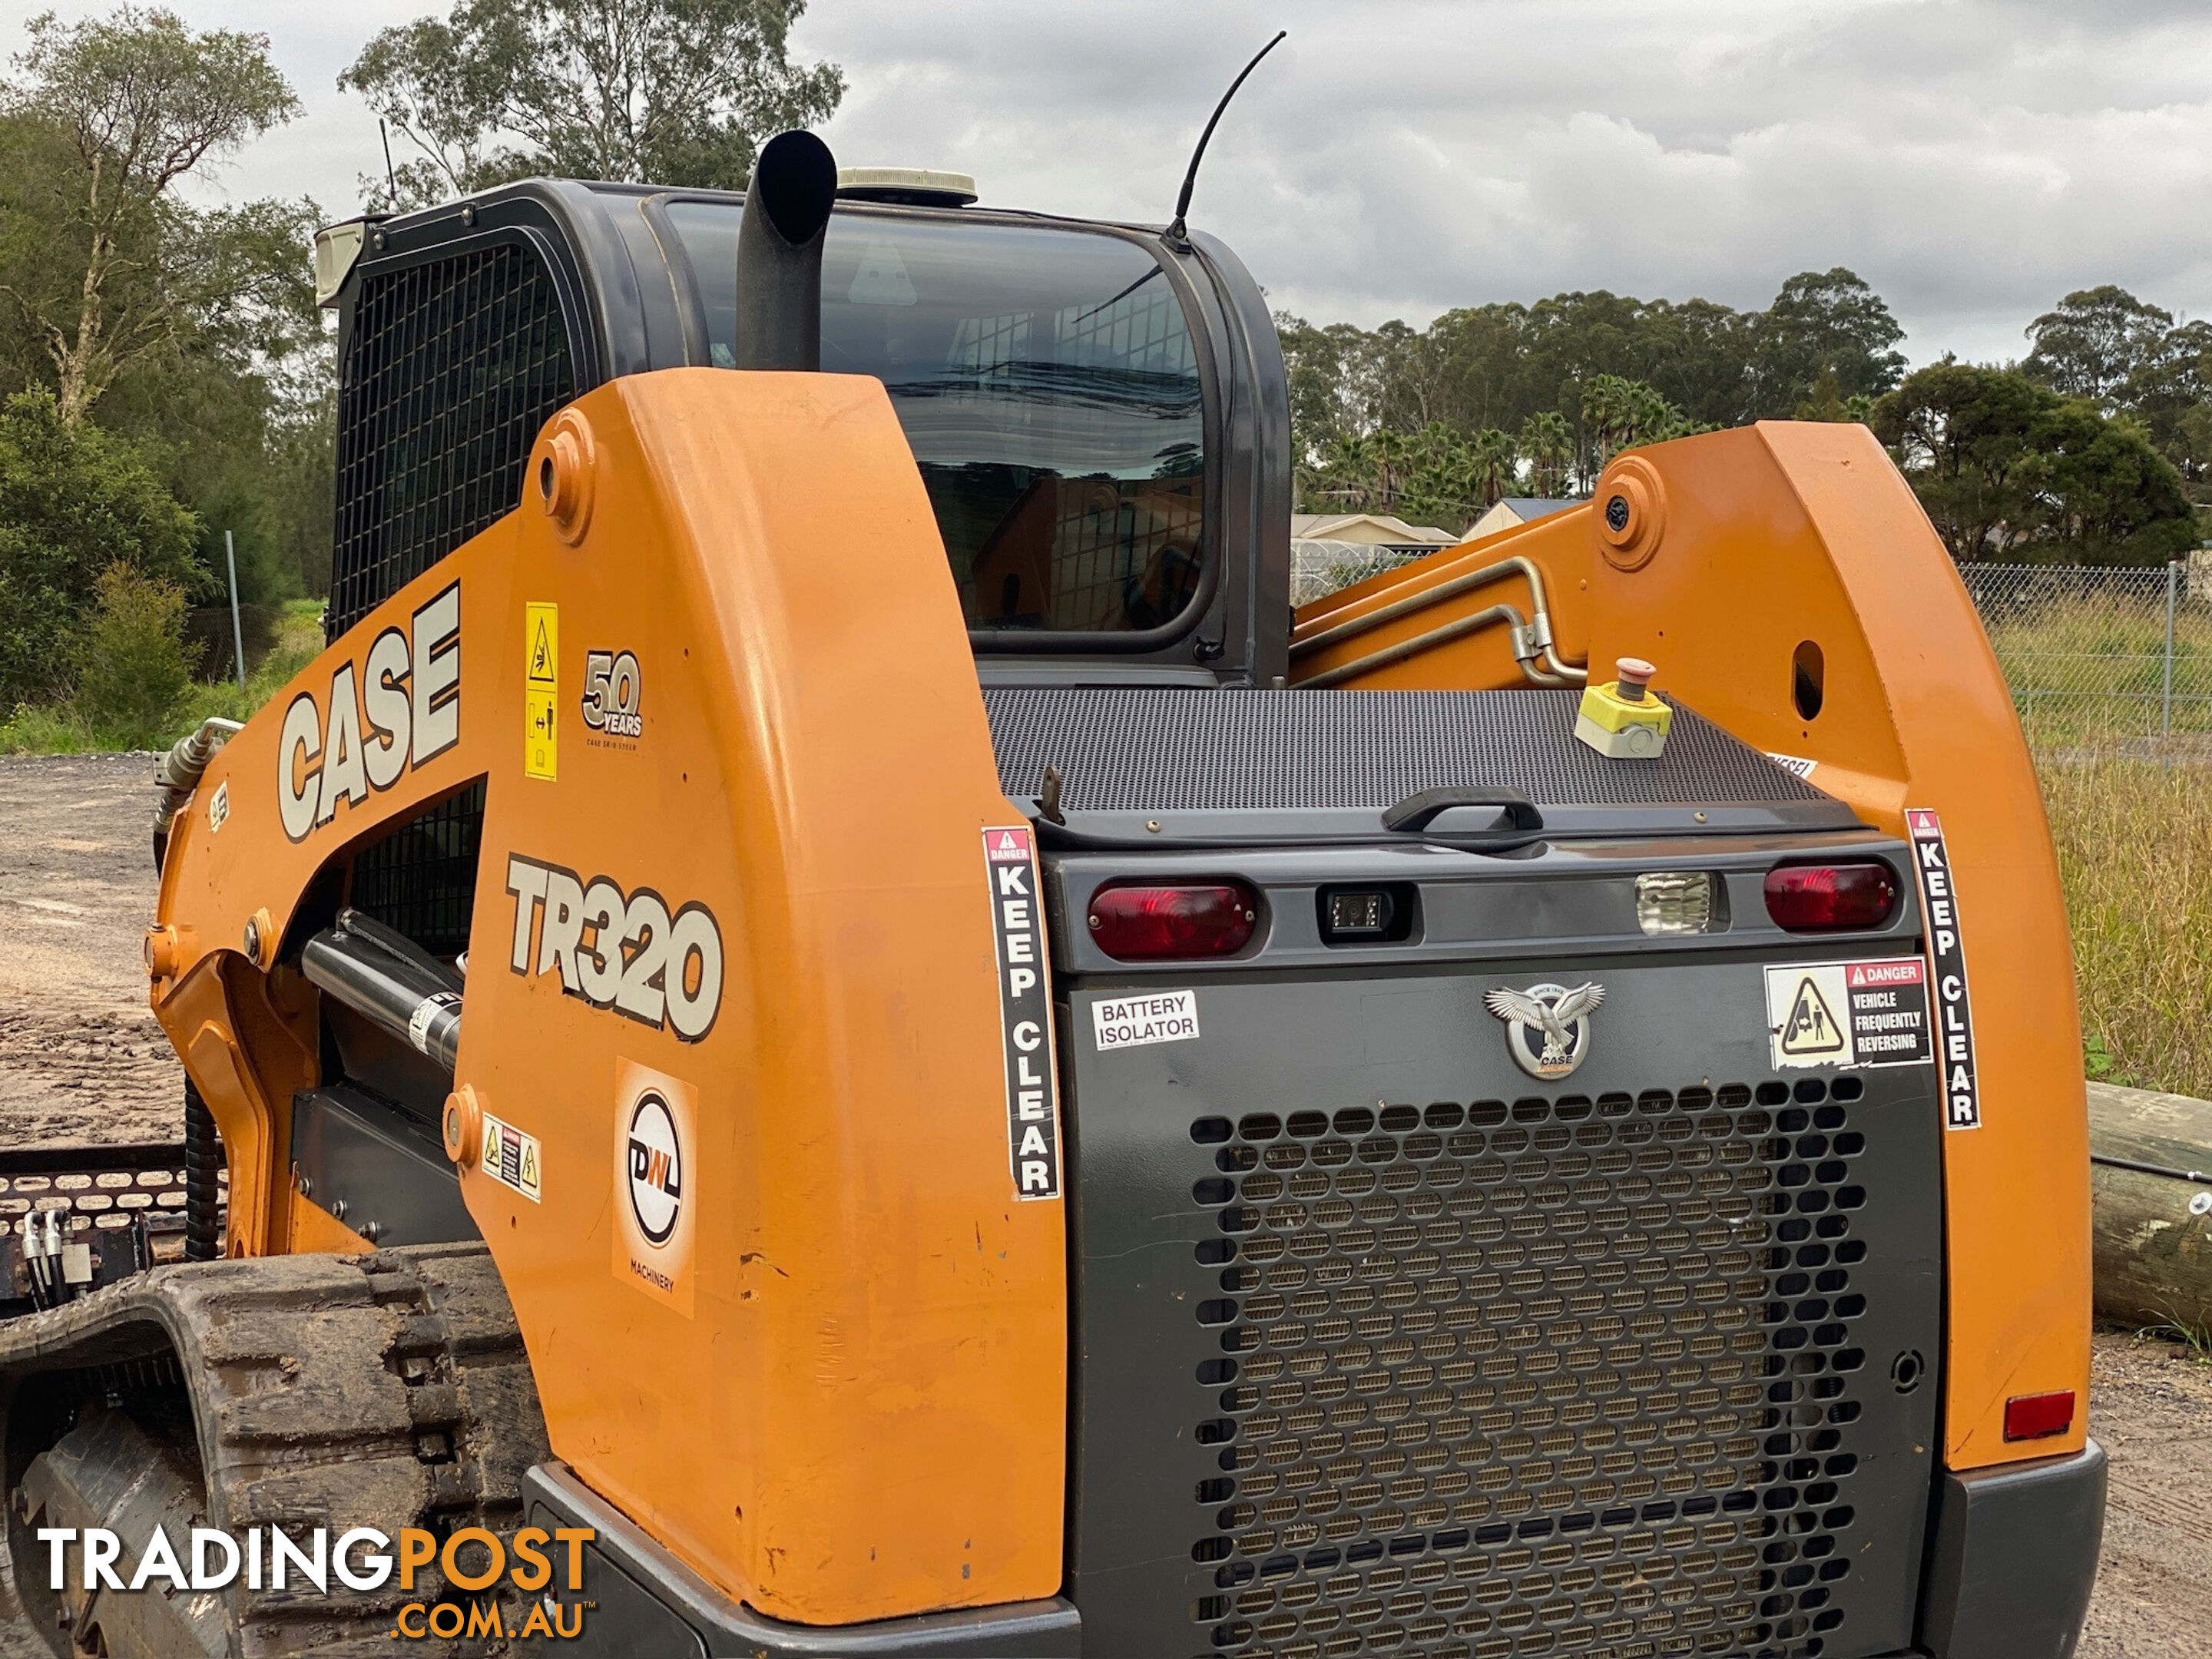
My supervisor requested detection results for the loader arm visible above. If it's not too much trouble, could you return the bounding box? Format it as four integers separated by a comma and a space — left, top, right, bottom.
1290, 422, 2091, 1472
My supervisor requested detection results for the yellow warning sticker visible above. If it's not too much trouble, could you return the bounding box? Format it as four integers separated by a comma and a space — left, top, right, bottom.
524, 602, 557, 780
479, 1109, 542, 1204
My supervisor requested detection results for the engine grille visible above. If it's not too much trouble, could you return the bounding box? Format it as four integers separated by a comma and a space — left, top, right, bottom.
331, 239, 576, 637
347, 780, 486, 959
1186, 1079, 1873, 1659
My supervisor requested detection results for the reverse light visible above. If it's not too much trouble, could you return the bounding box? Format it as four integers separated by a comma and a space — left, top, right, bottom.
1763, 863, 1897, 932
1636, 872, 1717, 935
2003, 1390, 2076, 1442
1088, 882, 1260, 961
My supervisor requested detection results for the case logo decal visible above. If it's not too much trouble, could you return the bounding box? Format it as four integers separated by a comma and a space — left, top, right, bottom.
614, 1061, 694, 1314
504, 854, 724, 1041
277, 582, 460, 841
1485, 982, 1604, 1081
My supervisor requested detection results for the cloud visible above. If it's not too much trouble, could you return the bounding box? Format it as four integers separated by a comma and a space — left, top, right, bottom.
5, 0, 2210, 364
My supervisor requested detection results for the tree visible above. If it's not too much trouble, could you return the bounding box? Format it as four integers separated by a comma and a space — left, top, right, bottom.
1, 8, 299, 423
1872, 361, 2196, 565
2022, 286, 2174, 407
1519, 410, 1574, 498
341, 0, 845, 208
0, 386, 199, 704
1750, 268, 1906, 419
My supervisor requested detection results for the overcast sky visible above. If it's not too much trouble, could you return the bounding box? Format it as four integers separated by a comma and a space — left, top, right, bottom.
7, 0, 2212, 365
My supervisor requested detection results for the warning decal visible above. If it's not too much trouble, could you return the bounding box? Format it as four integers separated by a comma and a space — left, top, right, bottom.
524, 602, 558, 781
478, 1109, 542, 1204
1765, 956, 1935, 1071
985, 826, 1061, 1201
1908, 807, 1982, 1130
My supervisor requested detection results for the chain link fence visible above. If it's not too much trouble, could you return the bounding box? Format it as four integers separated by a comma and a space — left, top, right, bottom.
1963, 557, 2212, 761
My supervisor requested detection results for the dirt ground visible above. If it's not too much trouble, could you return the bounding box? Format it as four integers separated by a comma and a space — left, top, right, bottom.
0, 753, 2205, 1655
0, 754, 185, 1147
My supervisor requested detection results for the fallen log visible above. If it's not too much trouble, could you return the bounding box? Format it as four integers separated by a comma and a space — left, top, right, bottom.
2089, 1081, 2212, 1337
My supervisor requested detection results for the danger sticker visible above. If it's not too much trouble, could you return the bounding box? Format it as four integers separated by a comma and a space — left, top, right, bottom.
478, 1110, 542, 1204
1093, 990, 1200, 1052
985, 826, 1062, 1200
1766, 956, 1934, 1071
1908, 808, 1982, 1130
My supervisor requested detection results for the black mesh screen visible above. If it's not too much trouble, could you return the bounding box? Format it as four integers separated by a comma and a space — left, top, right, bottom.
1187, 1078, 1875, 1659
347, 782, 486, 960
330, 240, 576, 637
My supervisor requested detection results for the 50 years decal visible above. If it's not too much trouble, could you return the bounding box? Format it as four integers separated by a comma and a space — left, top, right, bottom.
278, 583, 461, 841
504, 853, 724, 1041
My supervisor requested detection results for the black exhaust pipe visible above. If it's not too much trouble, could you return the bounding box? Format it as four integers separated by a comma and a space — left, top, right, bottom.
733, 130, 839, 372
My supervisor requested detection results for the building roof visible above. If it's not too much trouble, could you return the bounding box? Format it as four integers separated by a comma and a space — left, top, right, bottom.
1464, 497, 1590, 539
1290, 512, 1456, 547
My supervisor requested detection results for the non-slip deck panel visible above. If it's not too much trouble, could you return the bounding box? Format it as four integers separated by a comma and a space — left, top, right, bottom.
983, 688, 1826, 814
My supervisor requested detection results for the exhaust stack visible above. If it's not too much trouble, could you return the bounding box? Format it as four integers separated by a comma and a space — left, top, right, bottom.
734, 130, 839, 372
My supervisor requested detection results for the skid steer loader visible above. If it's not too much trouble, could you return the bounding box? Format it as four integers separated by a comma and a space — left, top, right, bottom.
0, 127, 2104, 1659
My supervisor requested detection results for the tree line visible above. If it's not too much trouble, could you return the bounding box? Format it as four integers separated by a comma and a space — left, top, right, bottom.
0, 1, 833, 738
1286, 278, 2204, 565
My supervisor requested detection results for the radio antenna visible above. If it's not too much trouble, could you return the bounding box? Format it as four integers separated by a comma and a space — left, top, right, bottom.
1166, 30, 1286, 247
379, 118, 399, 207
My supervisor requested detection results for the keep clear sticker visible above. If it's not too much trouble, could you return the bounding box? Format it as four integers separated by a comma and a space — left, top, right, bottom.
1766, 958, 1934, 1071
985, 826, 1061, 1201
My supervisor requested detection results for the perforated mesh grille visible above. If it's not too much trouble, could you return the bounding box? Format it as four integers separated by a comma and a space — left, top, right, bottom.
983, 689, 1829, 813
348, 781, 486, 959
331, 241, 575, 637
1186, 1078, 1872, 1659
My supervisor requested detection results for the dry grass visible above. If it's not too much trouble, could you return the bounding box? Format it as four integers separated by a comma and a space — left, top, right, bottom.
2042, 755, 2212, 1098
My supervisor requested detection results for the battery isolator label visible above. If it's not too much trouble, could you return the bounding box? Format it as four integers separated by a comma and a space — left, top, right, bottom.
985, 826, 1061, 1200
1093, 990, 1200, 1052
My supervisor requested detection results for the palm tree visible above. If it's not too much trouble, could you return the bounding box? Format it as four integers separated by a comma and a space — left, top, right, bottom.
1520, 410, 1575, 498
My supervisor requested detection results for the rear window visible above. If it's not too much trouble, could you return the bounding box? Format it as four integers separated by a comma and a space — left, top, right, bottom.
664, 205, 1206, 634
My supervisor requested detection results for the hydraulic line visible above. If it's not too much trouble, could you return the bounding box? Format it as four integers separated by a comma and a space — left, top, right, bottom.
184, 1077, 222, 1263
1290, 553, 1588, 687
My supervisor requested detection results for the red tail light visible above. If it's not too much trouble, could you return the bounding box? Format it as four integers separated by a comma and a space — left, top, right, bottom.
1088, 882, 1260, 961
1764, 863, 1898, 931
2004, 1390, 2076, 1442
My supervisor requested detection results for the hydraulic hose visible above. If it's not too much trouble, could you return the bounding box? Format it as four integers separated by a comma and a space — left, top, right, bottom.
184, 1077, 223, 1262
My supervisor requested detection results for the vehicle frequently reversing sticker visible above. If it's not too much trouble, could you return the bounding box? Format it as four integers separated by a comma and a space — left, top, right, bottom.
1907, 808, 1981, 1129
985, 826, 1061, 1200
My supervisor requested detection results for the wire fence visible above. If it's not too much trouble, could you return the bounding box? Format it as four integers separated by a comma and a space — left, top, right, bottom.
1963, 557, 2212, 762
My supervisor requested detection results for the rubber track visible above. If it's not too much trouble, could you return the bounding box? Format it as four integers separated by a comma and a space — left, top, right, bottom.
0, 1243, 551, 1657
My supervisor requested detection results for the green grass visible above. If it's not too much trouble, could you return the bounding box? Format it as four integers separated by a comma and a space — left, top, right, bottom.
2045, 753, 2212, 1098
1985, 598, 2212, 750
0, 598, 325, 755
